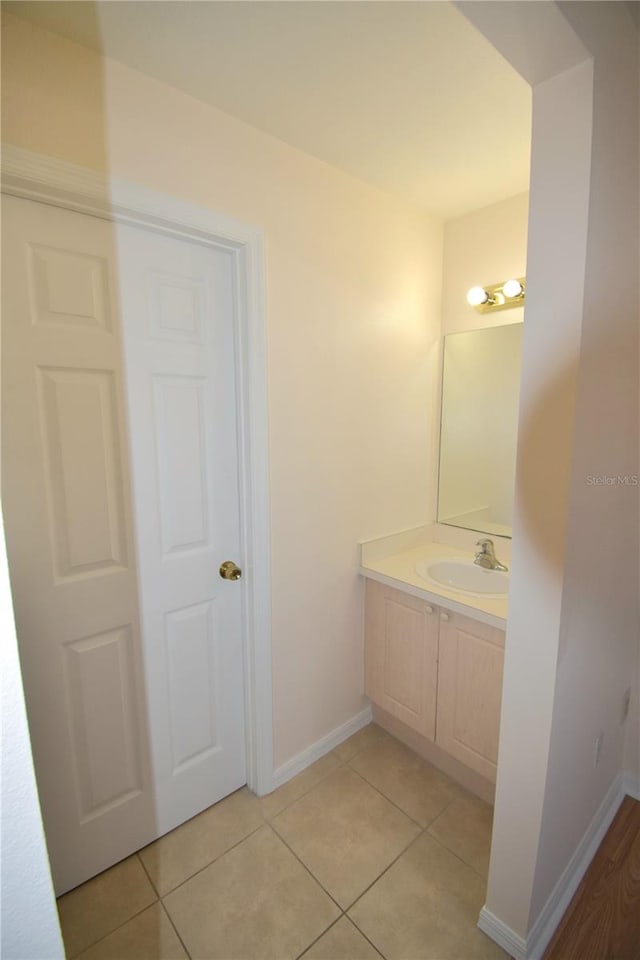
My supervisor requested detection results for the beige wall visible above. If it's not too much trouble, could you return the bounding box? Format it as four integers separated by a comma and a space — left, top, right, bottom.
441, 192, 529, 336
1, 13, 443, 769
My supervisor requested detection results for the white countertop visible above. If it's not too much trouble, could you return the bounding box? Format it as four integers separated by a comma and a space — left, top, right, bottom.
359, 537, 508, 630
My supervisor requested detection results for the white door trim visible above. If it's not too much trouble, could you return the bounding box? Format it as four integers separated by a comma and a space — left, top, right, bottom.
1, 144, 274, 797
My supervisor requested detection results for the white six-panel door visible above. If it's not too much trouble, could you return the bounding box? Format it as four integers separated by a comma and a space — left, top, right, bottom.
115, 223, 246, 834
1, 195, 247, 893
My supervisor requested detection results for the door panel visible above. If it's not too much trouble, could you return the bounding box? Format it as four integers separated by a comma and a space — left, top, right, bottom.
63, 624, 143, 822
154, 376, 209, 554
38, 367, 128, 577
1, 195, 247, 892
29, 242, 112, 329
165, 600, 219, 771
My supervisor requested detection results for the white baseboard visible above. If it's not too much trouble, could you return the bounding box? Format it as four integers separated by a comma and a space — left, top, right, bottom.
479, 773, 626, 959
623, 771, 640, 800
478, 908, 527, 958
272, 705, 373, 790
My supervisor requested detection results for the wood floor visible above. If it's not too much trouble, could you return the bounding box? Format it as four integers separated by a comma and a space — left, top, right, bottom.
544, 795, 640, 960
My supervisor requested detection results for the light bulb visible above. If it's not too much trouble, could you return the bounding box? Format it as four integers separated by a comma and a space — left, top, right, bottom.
466, 286, 489, 307
503, 279, 524, 299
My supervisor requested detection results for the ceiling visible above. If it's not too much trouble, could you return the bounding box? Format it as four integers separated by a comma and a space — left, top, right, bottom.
5, 1, 532, 220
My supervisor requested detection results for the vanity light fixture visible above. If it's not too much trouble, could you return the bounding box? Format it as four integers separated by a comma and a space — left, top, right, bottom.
466, 277, 526, 314
503, 278, 524, 299
466, 285, 493, 307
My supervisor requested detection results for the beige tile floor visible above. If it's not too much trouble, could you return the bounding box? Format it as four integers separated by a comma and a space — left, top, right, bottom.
57, 725, 507, 960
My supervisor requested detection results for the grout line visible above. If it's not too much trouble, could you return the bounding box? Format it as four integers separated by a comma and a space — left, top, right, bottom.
421, 794, 460, 831
293, 914, 344, 960
342, 827, 428, 915
67, 897, 159, 960
158, 821, 267, 899
348, 757, 493, 879
293, 912, 388, 960
424, 823, 491, 883
346, 763, 453, 831
340, 915, 388, 959
347, 766, 425, 829
159, 898, 192, 960
267, 822, 346, 913
136, 785, 269, 898
333, 727, 388, 766
262, 725, 388, 823
136, 849, 162, 899
261, 758, 346, 822
60, 853, 159, 958
345, 733, 471, 833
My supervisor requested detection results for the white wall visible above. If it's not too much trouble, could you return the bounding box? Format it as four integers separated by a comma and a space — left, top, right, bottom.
0, 13, 443, 770
0, 512, 64, 960
459, 1, 639, 951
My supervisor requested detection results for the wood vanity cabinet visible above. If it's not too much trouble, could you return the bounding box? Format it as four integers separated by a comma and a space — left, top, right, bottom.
364, 579, 505, 782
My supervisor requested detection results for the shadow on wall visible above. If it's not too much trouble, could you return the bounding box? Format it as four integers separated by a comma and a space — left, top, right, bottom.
1, 0, 160, 909
515, 317, 638, 582
0, 2, 108, 172
514, 352, 579, 576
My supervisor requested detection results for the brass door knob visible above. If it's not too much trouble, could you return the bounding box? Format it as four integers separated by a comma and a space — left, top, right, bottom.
219, 560, 242, 581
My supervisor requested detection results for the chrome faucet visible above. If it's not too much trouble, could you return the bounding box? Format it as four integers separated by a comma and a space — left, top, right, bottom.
474, 538, 508, 572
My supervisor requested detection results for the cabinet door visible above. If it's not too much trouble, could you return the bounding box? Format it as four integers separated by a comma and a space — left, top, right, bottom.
365, 580, 438, 740
436, 611, 504, 782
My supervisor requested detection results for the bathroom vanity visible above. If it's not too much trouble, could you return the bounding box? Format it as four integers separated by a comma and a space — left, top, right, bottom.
360, 530, 508, 798
359, 320, 520, 799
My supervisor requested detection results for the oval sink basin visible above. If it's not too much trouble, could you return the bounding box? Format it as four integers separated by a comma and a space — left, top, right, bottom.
416, 559, 509, 597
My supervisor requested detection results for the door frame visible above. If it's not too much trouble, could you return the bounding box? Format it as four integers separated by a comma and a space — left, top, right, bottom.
1, 144, 274, 797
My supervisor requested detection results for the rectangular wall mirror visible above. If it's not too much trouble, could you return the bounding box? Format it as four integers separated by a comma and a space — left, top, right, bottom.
437, 322, 523, 538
